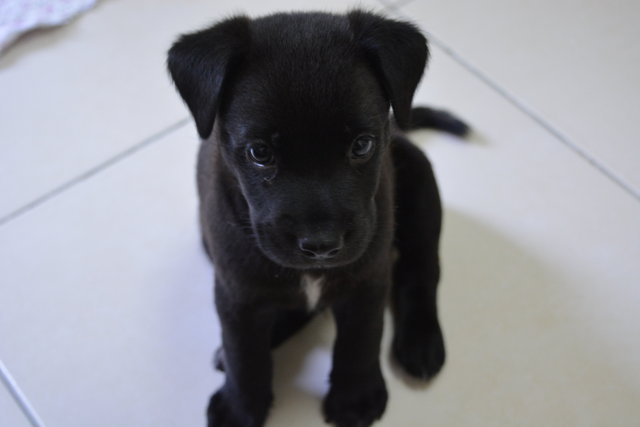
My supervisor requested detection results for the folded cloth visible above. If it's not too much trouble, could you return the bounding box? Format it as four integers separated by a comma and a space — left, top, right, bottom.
0, 0, 97, 53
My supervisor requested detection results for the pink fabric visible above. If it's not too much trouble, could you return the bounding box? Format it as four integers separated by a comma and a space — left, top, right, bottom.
0, 0, 97, 52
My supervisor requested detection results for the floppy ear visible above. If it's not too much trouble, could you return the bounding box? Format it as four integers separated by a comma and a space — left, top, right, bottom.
348, 11, 428, 129
167, 16, 251, 139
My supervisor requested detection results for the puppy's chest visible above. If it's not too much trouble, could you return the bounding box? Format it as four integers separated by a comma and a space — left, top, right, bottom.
300, 274, 325, 311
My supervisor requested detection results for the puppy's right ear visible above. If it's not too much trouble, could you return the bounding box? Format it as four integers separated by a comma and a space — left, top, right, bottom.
167, 16, 251, 139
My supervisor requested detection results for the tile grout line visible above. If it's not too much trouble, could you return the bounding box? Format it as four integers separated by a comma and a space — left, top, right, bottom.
387, 4, 640, 203
0, 359, 46, 427
375, 0, 403, 12
0, 117, 191, 229
377, 0, 416, 11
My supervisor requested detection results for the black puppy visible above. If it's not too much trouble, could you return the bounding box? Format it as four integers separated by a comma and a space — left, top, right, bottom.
168, 10, 467, 427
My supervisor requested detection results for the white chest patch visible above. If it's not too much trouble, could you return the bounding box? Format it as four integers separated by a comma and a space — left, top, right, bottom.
301, 274, 324, 311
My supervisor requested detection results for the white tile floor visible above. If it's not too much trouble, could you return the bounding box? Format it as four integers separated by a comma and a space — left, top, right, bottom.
1, 1, 639, 426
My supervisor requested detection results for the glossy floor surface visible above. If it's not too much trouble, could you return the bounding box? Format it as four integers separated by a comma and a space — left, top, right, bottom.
1, 0, 639, 426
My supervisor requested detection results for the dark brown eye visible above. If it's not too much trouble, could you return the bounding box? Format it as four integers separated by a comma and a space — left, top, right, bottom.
350, 136, 375, 161
246, 143, 274, 167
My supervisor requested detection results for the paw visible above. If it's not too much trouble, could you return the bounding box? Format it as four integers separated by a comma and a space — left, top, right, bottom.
207, 388, 268, 427
393, 320, 445, 380
207, 389, 241, 427
323, 374, 388, 427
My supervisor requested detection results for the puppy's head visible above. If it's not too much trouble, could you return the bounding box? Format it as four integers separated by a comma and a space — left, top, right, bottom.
168, 11, 428, 269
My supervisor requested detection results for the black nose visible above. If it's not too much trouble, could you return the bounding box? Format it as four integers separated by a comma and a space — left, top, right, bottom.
298, 233, 344, 260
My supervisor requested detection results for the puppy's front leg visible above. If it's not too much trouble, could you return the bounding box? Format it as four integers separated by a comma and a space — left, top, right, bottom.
208, 281, 274, 427
323, 286, 388, 427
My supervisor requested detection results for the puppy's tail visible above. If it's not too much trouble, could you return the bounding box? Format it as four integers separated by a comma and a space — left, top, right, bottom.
405, 106, 470, 137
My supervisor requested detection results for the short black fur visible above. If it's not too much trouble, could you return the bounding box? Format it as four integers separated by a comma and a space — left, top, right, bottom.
168, 10, 467, 427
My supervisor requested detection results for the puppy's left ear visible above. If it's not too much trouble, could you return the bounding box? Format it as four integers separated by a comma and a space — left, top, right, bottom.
167, 16, 251, 139
348, 11, 428, 129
